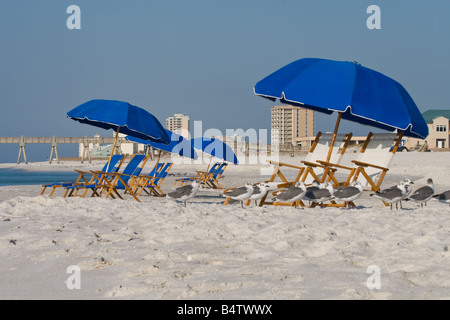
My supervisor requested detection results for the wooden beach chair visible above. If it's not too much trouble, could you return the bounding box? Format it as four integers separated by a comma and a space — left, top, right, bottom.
101, 154, 150, 202
127, 161, 164, 194
350, 132, 404, 191
318, 132, 403, 190
174, 162, 220, 186
257, 132, 353, 207
316, 132, 404, 207
174, 162, 228, 189
40, 155, 126, 197
199, 162, 228, 189
66, 154, 149, 202
135, 162, 173, 197
299, 132, 353, 185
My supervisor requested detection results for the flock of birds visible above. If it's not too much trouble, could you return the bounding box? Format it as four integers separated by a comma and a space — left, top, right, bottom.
166, 177, 450, 209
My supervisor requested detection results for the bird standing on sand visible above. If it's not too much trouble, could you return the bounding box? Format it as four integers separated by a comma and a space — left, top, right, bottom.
370, 180, 407, 210
249, 183, 269, 206
223, 183, 254, 208
308, 182, 334, 206
433, 190, 450, 206
274, 182, 307, 207
380, 179, 414, 209
303, 180, 321, 202
332, 181, 364, 208
407, 178, 434, 208
166, 181, 201, 207
399, 179, 414, 208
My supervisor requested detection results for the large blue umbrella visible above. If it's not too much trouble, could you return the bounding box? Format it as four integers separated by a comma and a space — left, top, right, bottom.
254, 58, 428, 160
67, 99, 170, 168
192, 137, 239, 168
125, 129, 198, 160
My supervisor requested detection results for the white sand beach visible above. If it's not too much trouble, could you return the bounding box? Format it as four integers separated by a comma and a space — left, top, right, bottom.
1, 152, 450, 300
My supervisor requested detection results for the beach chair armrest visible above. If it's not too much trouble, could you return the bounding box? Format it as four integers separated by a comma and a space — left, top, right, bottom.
139, 174, 157, 179
351, 160, 388, 171
301, 160, 321, 167
275, 182, 296, 189
266, 160, 303, 170
316, 160, 352, 171
90, 170, 107, 175
109, 172, 134, 178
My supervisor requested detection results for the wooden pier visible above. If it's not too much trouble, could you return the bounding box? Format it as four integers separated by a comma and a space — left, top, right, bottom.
0, 136, 128, 164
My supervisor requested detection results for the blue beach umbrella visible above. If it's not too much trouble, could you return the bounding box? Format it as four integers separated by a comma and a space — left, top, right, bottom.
67, 99, 170, 168
192, 137, 239, 168
254, 58, 428, 160
125, 129, 198, 160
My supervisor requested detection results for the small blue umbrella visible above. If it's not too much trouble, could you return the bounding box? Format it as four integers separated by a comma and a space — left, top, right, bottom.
254, 58, 428, 160
192, 137, 239, 168
125, 129, 198, 160
67, 99, 170, 168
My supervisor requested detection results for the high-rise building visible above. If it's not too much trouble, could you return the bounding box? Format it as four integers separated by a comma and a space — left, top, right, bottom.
166, 113, 190, 138
270, 105, 314, 147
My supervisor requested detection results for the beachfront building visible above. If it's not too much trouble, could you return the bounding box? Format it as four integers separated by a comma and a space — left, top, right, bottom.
405, 109, 450, 150
270, 105, 315, 148
78, 133, 112, 158
166, 113, 190, 139
78, 133, 145, 159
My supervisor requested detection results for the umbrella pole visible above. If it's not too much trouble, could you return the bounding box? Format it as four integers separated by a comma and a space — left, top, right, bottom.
107, 127, 120, 171
206, 155, 212, 172
326, 112, 342, 163
156, 151, 161, 168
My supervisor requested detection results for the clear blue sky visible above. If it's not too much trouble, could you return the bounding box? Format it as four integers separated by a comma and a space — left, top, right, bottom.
1, 0, 449, 162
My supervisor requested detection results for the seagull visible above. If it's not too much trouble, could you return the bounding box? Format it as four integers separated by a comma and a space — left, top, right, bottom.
399, 179, 414, 208
166, 180, 201, 207
249, 183, 269, 206
370, 181, 407, 210
407, 178, 434, 208
381, 179, 414, 209
332, 181, 364, 208
433, 190, 450, 206
308, 182, 334, 206
223, 183, 254, 208
303, 180, 321, 202
274, 182, 307, 207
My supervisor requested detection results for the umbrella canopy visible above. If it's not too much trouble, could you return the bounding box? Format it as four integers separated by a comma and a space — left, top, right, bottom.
254, 58, 428, 139
67, 99, 170, 169
67, 99, 170, 144
192, 137, 239, 165
125, 129, 198, 160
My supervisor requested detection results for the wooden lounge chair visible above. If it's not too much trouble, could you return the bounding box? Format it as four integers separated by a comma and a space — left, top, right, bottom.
199, 162, 228, 189
135, 162, 173, 197
100, 154, 150, 202
40, 154, 126, 197
66, 154, 149, 202
258, 132, 353, 207
129, 161, 164, 193
174, 162, 220, 186
316, 132, 404, 207
350, 132, 404, 191
318, 132, 403, 190
174, 162, 228, 189
299, 132, 353, 185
